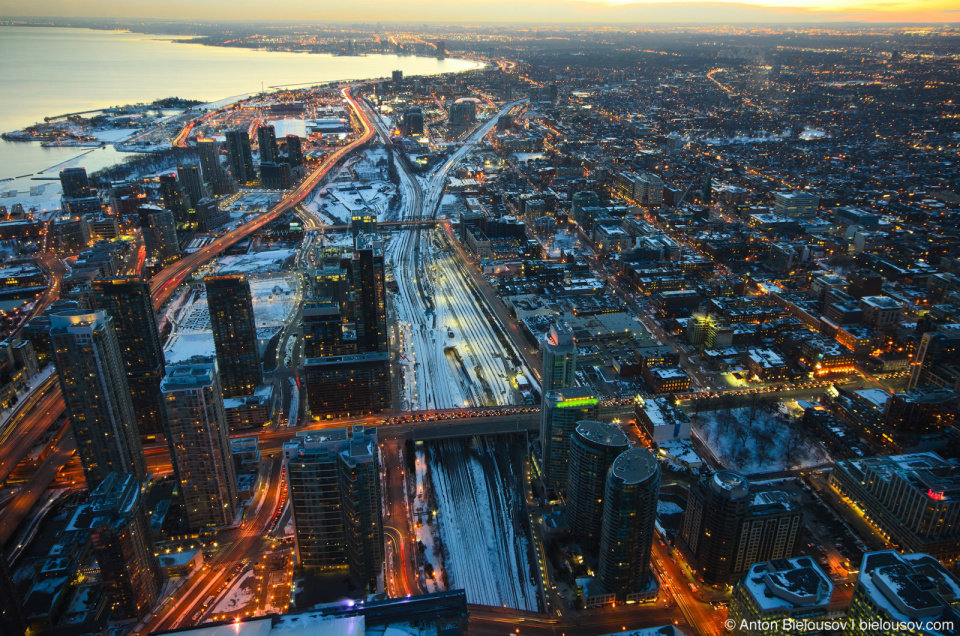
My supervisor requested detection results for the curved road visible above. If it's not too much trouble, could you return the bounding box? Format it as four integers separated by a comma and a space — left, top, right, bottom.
0, 86, 375, 554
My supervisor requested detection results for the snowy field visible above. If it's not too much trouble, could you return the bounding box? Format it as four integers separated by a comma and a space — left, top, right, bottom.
89, 128, 138, 142
692, 405, 828, 475
211, 249, 297, 276
212, 569, 256, 615
249, 275, 299, 326
163, 273, 300, 364
427, 437, 541, 611
303, 148, 398, 224
539, 229, 590, 259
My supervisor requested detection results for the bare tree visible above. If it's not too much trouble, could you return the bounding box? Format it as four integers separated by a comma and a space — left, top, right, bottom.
783, 418, 808, 465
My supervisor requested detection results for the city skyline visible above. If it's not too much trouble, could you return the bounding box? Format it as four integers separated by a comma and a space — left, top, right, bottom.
1, 1, 957, 23
1, 13, 959, 636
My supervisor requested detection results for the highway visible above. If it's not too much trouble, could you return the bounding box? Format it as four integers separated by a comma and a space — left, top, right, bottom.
0, 421, 74, 546
0, 86, 375, 557
150, 86, 375, 309
9, 251, 66, 340
0, 374, 61, 486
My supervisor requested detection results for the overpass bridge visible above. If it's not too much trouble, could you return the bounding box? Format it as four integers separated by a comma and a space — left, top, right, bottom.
308, 219, 441, 232
407, 412, 539, 440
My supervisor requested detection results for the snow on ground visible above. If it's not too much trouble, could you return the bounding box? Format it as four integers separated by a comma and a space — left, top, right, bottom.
304, 148, 398, 224
249, 274, 299, 326
211, 569, 257, 614
390, 229, 522, 411
0, 179, 62, 213
163, 272, 299, 364
413, 446, 445, 593
540, 229, 590, 259
213, 249, 297, 275
657, 501, 683, 517
512, 152, 546, 162
427, 437, 540, 611
800, 127, 828, 140
692, 406, 828, 475
88, 128, 138, 142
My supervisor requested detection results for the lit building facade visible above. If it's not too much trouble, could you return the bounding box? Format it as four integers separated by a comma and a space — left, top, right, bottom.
540, 388, 599, 491
284, 426, 383, 593
139, 204, 180, 266
353, 240, 388, 354
90, 277, 166, 436
161, 362, 239, 530
597, 448, 661, 601
844, 551, 960, 636
66, 473, 162, 620
566, 420, 629, 547
205, 274, 263, 398
303, 352, 391, 419
225, 129, 255, 184
729, 557, 833, 636
679, 471, 751, 585
831, 453, 960, 564
50, 311, 146, 488
541, 322, 577, 391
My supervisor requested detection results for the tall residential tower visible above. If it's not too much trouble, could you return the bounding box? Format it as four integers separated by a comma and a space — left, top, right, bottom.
90, 277, 166, 436
66, 473, 162, 620
540, 387, 598, 490
566, 420, 629, 547
205, 275, 262, 398
597, 448, 661, 601
50, 311, 146, 488
161, 362, 239, 530
225, 129, 255, 185
284, 426, 384, 594
542, 323, 577, 392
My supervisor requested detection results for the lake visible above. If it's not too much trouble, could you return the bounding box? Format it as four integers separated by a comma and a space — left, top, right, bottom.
0, 26, 478, 184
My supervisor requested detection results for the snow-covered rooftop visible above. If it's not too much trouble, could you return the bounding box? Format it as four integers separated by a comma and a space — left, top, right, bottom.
742, 557, 833, 613
854, 551, 960, 633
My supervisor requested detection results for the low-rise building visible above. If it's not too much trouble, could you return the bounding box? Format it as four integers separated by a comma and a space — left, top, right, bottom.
831, 453, 960, 564
860, 296, 902, 329
744, 348, 790, 383
635, 397, 691, 442
642, 366, 691, 393
223, 384, 276, 430
729, 557, 833, 636
845, 551, 960, 636
158, 549, 203, 578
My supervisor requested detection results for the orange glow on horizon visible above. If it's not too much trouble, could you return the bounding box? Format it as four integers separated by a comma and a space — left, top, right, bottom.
5, 0, 958, 23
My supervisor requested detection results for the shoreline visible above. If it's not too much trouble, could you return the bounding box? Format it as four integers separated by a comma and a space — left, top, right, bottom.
0, 25, 483, 134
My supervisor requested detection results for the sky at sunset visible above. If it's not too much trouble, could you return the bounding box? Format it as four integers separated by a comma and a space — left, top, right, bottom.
1, 0, 957, 23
